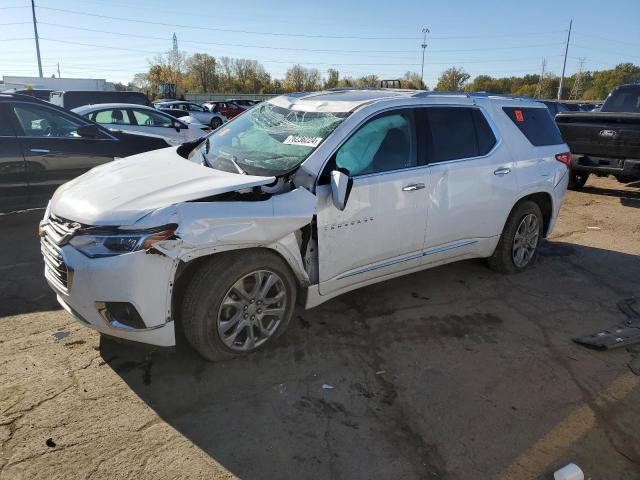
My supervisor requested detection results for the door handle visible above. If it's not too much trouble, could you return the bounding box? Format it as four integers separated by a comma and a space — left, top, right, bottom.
494, 167, 511, 176
30, 148, 50, 153
402, 183, 426, 191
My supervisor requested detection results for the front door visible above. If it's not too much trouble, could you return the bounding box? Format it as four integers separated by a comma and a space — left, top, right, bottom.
0, 104, 28, 212
316, 109, 429, 295
11, 102, 114, 206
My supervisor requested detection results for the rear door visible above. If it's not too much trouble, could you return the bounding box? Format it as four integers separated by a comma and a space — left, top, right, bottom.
129, 108, 183, 145
0, 103, 28, 211
11, 102, 117, 206
422, 106, 517, 259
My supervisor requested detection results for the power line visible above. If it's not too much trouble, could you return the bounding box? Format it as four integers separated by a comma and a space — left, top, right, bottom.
36, 6, 422, 40
36, 22, 564, 57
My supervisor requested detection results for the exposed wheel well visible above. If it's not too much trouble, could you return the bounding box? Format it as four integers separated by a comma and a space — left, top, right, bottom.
513, 192, 553, 236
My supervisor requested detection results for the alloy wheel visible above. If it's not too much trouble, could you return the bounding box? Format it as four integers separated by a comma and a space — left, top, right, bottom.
512, 213, 539, 268
216, 270, 287, 352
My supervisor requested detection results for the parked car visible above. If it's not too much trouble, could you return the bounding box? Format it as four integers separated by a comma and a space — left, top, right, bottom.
559, 102, 582, 112
556, 83, 640, 189
540, 100, 571, 116
154, 101, 226, 128
39, 90, 569, 360
0, 93, 170, 212
2, 88, 53, 101
202, 100, 245, 119
50, 90, 153, 110
226, 99, 259, 109
73, 103, 210, 146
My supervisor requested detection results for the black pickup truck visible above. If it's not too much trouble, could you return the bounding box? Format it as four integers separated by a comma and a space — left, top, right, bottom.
555, 84, 640, 189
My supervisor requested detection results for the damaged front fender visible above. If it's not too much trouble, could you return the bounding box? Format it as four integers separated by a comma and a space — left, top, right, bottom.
142, 187, 317, 285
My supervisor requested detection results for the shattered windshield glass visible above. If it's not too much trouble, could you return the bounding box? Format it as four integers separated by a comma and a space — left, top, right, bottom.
190, 102, 349, 176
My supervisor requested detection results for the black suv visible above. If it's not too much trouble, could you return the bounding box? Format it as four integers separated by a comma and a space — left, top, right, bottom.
0, 93, 170, 212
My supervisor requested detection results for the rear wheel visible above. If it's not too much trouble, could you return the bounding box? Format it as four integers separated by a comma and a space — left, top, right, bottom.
210, 117, 223, 129
568, 170, 589, 190
181, 250, 297, 361
488, 201, 543, 274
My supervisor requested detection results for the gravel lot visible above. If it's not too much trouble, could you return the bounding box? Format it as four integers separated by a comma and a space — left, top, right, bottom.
1, 176, 639, 480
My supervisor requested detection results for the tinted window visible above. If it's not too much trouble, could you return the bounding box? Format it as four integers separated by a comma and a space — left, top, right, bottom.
423, 107, 495, 163
132, 109, 173, 127
13, 104, 83, 138
503, 107, 564, 146
473, 110, 497, 155
0, 105, 16, 136
335, 111, 415, 176
602, 87, 640, 113
92, 109, 131, 125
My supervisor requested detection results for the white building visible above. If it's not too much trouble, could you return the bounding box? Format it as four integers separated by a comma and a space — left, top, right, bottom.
1, 75, 115, 92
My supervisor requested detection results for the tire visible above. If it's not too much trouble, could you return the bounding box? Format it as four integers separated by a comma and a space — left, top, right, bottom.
181, 250, 297, 361
615, 175, 635, 184
488, 201, 543, 274
210, 117, 223, 129
568, 170, 589, 190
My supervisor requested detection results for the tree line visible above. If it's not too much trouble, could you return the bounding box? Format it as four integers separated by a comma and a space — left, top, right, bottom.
123, 49, 640, 101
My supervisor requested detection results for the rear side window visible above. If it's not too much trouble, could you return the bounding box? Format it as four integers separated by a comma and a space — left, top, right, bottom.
423, 107, 497, 163
503, 107, 563, 146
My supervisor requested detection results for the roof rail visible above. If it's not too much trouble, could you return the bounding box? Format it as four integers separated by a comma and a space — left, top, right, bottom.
412, 90, 532, 101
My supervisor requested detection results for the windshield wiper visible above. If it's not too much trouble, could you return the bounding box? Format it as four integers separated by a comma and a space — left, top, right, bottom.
228, 155, 246, 175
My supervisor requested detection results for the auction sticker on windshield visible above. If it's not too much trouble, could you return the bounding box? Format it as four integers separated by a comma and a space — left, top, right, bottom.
283, 135, 323, 147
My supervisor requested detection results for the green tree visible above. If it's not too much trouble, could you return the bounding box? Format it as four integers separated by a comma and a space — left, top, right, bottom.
185, 53, 216, 93
435, 67, 470, 91
324, 68, 340, 89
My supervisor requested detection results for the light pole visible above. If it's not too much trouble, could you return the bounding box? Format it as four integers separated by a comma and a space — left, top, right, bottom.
30, 0, 43, 78
420, 27, 429, 90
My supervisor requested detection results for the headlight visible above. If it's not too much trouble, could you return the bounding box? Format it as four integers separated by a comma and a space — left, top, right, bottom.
69, 225, 177, 258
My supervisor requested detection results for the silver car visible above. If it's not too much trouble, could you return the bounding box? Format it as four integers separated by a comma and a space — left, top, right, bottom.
154, 101, 226, 128
73, 103, 210, 146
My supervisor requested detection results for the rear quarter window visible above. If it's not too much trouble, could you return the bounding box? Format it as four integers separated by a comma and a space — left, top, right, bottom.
503, 107, 563, 146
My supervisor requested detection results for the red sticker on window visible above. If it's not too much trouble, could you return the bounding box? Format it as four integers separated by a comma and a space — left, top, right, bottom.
515, 109, 524, 122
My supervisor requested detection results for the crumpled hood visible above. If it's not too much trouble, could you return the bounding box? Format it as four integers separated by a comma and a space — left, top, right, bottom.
51, 147, 275, 226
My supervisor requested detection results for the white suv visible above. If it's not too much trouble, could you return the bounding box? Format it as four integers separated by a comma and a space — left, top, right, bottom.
40, 89, 570, 360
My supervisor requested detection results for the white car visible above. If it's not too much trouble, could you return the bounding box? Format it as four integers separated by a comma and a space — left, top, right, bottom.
72, 103, 210, 146
40, 89, 570, 360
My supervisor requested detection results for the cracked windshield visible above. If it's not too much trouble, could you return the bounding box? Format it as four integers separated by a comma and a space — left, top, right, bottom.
191, 102, 349, 176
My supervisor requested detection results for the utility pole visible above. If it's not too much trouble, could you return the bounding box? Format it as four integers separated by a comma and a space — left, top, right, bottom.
420, 27, 429, 90
535, 58, 546, 98
57, 62, 61, 78
30, 0, 43, 78
569, 57, 586, 100
557, 19, 572, 100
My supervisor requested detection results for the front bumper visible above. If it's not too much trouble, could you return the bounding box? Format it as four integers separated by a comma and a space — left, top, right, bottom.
572, 154, 640, 178
42, 232, 178, 347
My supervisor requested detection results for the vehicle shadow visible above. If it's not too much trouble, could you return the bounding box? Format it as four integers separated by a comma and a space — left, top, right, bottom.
0, 209, 60, 318
100, 240, 640, 479
581, 185, 640, 200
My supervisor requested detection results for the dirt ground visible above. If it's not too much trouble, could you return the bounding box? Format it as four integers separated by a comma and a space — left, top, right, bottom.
1, 176, 639, 480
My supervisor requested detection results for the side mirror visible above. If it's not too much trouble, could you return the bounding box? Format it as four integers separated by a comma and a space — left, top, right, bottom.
77, 124, 100, 138
330, 170, 353, 211
173, 120, 184, 132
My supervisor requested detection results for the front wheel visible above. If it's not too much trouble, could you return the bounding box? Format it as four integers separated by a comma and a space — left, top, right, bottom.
488, 201, 543, 274
181, 250, 297, 361
210, 117, 223, 129
568, 170, 589, 190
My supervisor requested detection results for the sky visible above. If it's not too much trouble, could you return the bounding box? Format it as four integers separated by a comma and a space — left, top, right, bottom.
1, 0, 639, 89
